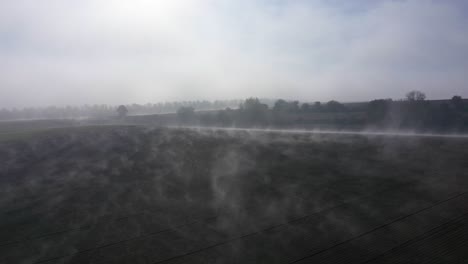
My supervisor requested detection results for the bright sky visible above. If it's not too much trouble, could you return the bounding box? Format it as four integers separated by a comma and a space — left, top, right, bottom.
1, 0, 467, 108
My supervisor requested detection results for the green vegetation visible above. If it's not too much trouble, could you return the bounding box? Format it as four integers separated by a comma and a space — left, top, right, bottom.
2, 91, 467, 132
116, 105, 129, 118
171, 92, 468, 132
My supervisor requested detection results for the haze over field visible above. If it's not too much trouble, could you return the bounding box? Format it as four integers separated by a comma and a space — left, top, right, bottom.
1, 0, 468, 108
3, 2, 468, 263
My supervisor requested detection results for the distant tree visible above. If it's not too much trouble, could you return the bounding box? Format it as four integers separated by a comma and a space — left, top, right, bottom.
273, 99, 288, 112
177, 106, 195, 123
367, 99, 392, 123
451, 95, 464, 111
402, 91, 429, 128
116, 105, 128, 118
300, 103, 311, 112
239, 98, 269, 126
325, 100, 346, 112
291, 101, 300, 112
406, 90, 426, 101
313, 102, 322, 112
272, 99, 289, 126
273, 99, 300, 113
241, 98, 268, 112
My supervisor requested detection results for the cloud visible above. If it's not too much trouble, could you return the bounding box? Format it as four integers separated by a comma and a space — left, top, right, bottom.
0, 0, 467, 108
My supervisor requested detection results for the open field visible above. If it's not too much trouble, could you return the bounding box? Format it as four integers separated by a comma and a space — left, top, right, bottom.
1, 125, 468, 263
0, 120, 77, 134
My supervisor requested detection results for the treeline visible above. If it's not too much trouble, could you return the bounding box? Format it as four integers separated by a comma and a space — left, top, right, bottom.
175, 98, 363, 128
0, 100, 242, 121
366, 95, 468, 131
3, 91, 467, 132
175, 92, 468, 132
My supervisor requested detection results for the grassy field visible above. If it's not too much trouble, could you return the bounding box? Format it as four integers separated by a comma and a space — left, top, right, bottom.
0, 119, 80, 143
1, 124, 468, 263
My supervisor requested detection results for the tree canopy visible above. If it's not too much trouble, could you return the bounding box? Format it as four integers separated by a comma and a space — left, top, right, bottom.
116, 105, 128, 118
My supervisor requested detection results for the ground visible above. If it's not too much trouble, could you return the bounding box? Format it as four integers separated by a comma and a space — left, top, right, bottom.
1, 125, 468, 263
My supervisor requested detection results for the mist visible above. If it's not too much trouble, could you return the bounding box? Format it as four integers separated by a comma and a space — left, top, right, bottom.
2, 126, 468, 263
1, 0, 468, 108
2, 1, 468, 264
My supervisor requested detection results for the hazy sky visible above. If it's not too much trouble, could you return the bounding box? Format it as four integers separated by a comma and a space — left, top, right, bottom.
1, 0, 468, 108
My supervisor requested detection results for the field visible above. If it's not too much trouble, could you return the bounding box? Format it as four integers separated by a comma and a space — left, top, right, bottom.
1, 124, 468, 263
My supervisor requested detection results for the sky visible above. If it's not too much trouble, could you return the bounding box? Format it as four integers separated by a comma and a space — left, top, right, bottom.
0, 0, 467, 108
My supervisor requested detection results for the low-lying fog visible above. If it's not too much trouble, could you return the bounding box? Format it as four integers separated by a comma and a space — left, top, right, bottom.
1, 126, 468, 262
175, 126, 468, 139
